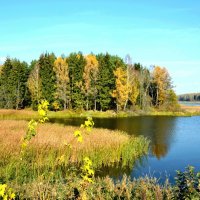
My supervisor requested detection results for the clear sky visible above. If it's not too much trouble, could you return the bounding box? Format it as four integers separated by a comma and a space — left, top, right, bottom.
0, 0, 200, 94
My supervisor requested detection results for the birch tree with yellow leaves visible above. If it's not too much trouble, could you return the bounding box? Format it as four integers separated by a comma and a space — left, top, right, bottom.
27, 63, 42, 107
127, 65, 140, 109
123, 56, 140, 110
83, 54, 99, 110
54, 57, 70, 110
152, 66, 172, 107
112, 67, 129, 111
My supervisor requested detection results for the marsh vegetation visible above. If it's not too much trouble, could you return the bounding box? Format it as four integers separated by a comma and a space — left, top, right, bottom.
0, 114, 149, 199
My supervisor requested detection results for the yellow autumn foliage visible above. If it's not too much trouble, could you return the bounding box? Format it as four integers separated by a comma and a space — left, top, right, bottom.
112, 67, 129, 111
152, 66, 171, 106
83, 54, 99, 110
54, 57, 70, 109
27, 64, 41, 103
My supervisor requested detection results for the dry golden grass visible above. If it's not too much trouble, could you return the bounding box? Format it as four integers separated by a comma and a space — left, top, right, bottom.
0, 109, 38, 119
0, 119, 149, 187
180, 105, 200, 113
0, 120, 129, 157
0, 109, 117, 120
0, 109, 36, 115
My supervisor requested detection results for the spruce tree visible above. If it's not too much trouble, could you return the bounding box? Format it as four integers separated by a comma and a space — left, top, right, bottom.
96, 53, 125, 111
0, 58, 13, 108
68, 52, 85, 109
0, 58, 29, 109
11, 59, 29, 109
38, 53, 56, 107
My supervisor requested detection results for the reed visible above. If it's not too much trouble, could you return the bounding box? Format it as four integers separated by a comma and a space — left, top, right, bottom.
7, 175, 173, 199
0, 108, 197, 121
0, 120, 149, 184
0, 109, 38, 120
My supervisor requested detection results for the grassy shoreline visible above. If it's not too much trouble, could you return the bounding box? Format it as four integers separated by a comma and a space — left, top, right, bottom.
0, 119, 151, 198
0, 105, 200, 121
0, 120, 149, 181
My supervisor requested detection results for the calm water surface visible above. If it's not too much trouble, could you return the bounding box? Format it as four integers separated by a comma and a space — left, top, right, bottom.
179, 101, 200, 106
49, 116, 200, 183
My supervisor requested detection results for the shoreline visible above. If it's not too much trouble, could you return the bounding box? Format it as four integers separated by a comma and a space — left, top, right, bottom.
1, 105, 200, 120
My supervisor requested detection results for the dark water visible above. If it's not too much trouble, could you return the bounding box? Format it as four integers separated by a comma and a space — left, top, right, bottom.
49, 116, 200, 183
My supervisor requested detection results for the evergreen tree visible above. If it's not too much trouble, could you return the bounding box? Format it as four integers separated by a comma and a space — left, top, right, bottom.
67, 52, 85, 109
0, 58, 29, 109
96, 54, 113, 111
0, 58, 13, 108
11, 59, 29, 109
38, 53, 56, 107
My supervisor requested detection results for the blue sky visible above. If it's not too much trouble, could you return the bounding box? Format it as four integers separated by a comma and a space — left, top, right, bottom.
0, 0, 200, 94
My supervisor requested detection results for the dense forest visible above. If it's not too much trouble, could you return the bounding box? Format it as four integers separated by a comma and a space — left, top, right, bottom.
0, 52, 178, 111
178, 93, 200, 102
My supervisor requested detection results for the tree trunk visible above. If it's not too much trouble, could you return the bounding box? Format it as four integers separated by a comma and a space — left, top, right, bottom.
94, 98, 96, 111
124, 100, 128, 111
64, 100, 66, 110
117, 103, 119, 112
156, 87, 159, 107
86, 96, 89, 111
16, 80, 20, 110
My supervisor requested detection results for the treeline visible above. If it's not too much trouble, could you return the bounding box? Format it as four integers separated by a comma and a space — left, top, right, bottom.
178, 93, 200, 102
0, 52, 178, 111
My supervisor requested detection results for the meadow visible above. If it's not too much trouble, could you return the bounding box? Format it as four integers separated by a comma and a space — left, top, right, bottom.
0, 115, 150, 199
179, 104, 200, 114
0, 105, 197, 122
0, 120, 149, 169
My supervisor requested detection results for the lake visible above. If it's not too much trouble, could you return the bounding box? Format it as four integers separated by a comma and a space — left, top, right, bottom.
179, 101, 200, 106
49, 116, 200, 183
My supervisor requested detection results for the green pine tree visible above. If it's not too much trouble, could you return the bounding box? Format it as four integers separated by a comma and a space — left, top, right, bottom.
38, 53, 56, 108
67, 52, 86, 109
0, 58, 29, 109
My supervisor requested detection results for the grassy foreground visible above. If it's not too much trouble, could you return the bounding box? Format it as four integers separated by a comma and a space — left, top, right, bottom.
9, 167, 200, 200
0, 119, 150, 199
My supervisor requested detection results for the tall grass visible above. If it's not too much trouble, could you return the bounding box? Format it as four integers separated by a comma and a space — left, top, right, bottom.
0, 109, 118, 120
8, 167, 200, 200
9, 167, 200, 199
0, 120, 149, 185
0, 109, 38, 120
0, 108, 196, 121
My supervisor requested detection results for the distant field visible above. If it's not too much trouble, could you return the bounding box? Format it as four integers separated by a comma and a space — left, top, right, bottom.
179, 101, 200, 106
180, 104, 200, 113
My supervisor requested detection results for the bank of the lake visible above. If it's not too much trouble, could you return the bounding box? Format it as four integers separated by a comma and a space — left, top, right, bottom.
179, 104, 200, 114
0, 120, 149, 195
0, 119, 151, 199
48, 115, 200, 183
0, 120, 149, 168
0, 106, 199, 121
